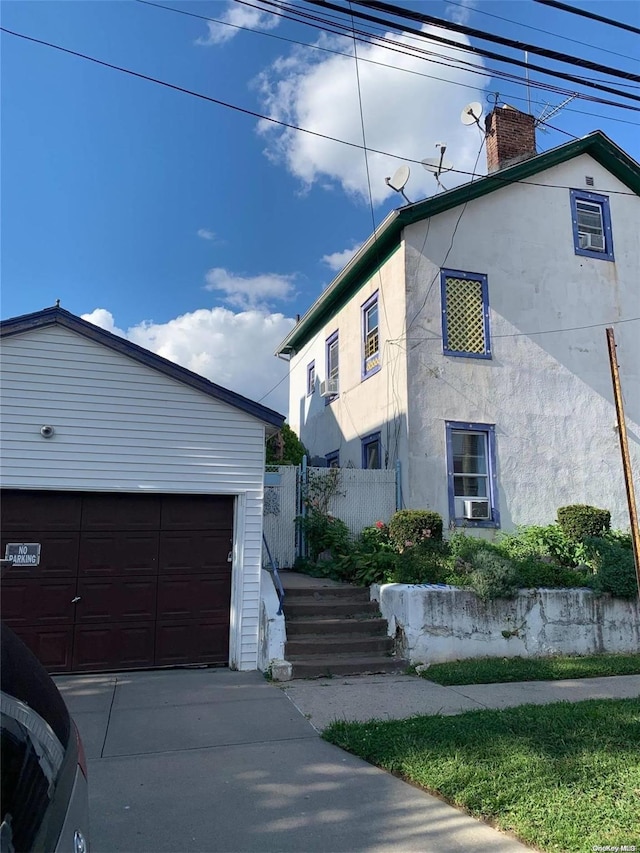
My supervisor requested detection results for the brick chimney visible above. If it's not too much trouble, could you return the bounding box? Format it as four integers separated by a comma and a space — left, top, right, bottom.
485, 105, 537, 173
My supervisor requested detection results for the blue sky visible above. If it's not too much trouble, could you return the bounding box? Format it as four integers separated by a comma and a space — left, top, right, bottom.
2, 0, 639, 414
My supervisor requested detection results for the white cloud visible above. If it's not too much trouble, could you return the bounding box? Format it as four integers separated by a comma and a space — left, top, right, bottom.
204, 267, 296, 310
322, 242, 363, 272
196, 1, 279, 46
446, 0, 477, 26
255, 27, 488, 204
197, 228, 217, 241
82, 307, 294, 413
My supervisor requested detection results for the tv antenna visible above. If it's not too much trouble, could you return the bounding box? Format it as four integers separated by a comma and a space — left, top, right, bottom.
421, 143, 453, 192
385, 165, 412, 204
461, 101, 483, 129
535, 94, 577, 134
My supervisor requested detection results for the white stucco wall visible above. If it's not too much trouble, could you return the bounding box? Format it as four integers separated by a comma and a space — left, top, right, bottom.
0, 324, 270, 671
403, 153, 639, 530
286, 151, 639, 532
373, 584, 640, 663
288, 245, 409, 493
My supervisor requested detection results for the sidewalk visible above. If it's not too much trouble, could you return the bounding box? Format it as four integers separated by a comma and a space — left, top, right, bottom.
279, 671, 640, 730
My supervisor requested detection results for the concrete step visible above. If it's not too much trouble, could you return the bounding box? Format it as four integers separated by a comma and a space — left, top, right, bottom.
285, 617, 389, 637
284, 586, 371, 601
286, 635, 395, 658
290, 654, 408, 679
283, 600, 380, 619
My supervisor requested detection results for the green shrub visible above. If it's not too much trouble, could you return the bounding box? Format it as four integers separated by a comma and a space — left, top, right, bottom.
448, 531, 488, 562
468, 550, 519, 600
299, 509, 351, 561
497, 524, 589, 568
585, 537, 638, 599
390, 540, 450, 585
388, 509, 443, 551
359, 522, 393, 552
557, 504, 611, 542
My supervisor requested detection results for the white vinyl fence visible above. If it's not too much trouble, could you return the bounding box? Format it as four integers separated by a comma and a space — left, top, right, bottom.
262, 462, 398, 569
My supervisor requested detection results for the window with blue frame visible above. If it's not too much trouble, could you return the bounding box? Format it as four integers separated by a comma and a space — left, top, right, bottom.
570, 189, 614, 261
324, 331, 339, 404
306, 361, 315, 396
362, 293, 380, 378
441, 270, 491, 358
361, 432, 382, 469
445, 421, 499, 528
326, 450, 339, 468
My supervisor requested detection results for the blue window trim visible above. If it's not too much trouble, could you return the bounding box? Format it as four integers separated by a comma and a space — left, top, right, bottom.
361, 431, 382, 469
570, 189, 614, 261
445, 420, 500, 529
325, 331, 339, 406
326, 449, 339, 468
361, 292, 381, 380
440, 269, 491, 360
306, 360, 315, 396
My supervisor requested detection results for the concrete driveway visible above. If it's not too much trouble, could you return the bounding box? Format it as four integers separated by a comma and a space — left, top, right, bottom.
55, 668, 528, 853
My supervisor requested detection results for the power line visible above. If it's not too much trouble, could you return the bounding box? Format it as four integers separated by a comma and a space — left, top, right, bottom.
2, 25, 638, 200
347, 0, 640, 84
533, 0, 640, 37
302, 0, 640, 106
443, 0, 639, 64
137, 0, 640, 129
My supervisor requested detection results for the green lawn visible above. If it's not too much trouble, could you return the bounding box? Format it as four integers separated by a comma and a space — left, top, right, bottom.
419, 653, 640, 685
324, 698, 640, 853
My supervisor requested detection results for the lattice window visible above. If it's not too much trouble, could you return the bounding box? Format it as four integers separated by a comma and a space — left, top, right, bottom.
441, 271, 490, 358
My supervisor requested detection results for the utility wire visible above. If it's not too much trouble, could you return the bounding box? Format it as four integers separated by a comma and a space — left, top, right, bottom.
347, 0, 640, 84
2, 26, 638, 199
301, 0, 640, 105
443, 0, 639, 63
137, 0, 640, 129
533, 0, 640, 37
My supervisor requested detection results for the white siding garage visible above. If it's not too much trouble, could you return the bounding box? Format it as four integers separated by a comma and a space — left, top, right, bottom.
0, 307, 284, 673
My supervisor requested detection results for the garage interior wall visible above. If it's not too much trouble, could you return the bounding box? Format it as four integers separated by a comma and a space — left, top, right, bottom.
0, 324, 267, 671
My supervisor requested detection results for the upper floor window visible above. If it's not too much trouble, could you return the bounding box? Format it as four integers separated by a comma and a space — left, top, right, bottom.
361, 432, 381, 469
362, 293, 380, 378
324, 331, 339, 404
307, 361, 315, 396
570, 190, 614, 261
326, 449, 340, 468
445, 421, 499, 528
441, 270, 491, 359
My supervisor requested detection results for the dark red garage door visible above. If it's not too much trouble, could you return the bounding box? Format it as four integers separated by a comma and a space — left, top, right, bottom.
1, 490, 234, 673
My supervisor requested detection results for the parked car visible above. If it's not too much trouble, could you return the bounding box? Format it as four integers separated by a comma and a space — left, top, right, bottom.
1, 623, 90, 853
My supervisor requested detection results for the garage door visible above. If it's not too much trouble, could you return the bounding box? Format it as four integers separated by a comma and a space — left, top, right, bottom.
1, 490, 234, 673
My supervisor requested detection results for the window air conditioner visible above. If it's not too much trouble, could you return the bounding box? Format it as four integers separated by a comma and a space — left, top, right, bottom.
463, 499, 490, 520
319, 378, 339, 397
578, 232, 605, 251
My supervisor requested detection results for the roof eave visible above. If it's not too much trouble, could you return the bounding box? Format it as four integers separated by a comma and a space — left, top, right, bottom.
0, 307, 286, 429
276, 131, 640, 355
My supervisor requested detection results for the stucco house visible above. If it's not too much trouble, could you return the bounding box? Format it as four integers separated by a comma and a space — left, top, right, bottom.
0, 307, 284, 673
276, 107, 640, 532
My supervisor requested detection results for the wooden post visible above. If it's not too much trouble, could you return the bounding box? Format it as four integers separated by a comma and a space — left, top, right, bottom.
606, 327, 640, 596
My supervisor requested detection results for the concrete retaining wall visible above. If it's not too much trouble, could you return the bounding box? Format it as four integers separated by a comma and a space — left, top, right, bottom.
371, 584, 640, 663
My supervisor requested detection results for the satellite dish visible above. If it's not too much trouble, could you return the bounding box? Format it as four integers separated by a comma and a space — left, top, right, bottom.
385, 165, 412, 203
386, 165, 410, 192
421, 157, 453, 174
461, 101, 483, 126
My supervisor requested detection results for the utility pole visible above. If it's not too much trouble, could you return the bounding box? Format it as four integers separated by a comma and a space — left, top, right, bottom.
606, 327, 640, 596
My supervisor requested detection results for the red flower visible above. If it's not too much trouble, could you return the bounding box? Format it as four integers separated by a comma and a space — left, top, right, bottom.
375, 520, 384, 529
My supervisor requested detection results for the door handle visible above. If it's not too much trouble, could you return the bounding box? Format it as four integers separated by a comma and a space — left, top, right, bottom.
71, 596, 81, 604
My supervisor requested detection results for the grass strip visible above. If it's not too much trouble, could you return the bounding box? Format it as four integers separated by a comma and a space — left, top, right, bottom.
419, 653, 640, 685
324, 698, 640, 853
